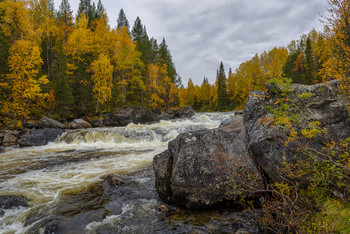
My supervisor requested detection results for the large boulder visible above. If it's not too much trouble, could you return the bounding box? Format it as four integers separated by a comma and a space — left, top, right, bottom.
244, 80, 350, 184
173, 106, 195, 119
2, 131, 19, 147
19, 128, 65, 147
41, 116, 64, 129
70, 119, 92, 129
160, 106, 195, 120
115, 107, 159, 126
153, 116, 264, 209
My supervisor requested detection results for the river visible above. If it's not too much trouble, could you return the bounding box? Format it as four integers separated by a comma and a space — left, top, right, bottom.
0, 113, 260, 233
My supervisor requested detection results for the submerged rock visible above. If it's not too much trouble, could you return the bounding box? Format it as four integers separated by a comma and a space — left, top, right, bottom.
104, 174, 125, 187
19, 128, 65, 147
0, 195, 28, 209
244, 80, 350, 184
70, 119, 92, 129
153, 116, 264, 209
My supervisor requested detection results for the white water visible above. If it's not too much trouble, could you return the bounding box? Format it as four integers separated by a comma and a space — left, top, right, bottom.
0, 112, 234, 233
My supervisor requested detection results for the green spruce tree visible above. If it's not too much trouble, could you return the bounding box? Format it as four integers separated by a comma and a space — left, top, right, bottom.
216, 62, 229, 111
158, 38, 179, 85
304, 37, 314, 84
117, 9, 130, 34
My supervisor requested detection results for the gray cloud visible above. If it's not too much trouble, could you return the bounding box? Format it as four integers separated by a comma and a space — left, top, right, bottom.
55, 0, 328, 86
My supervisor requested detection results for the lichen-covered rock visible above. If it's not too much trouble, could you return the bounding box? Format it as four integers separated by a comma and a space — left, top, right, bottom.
70, 119, 92, 129
244, 80, 350, 184
153, 116, 264, 209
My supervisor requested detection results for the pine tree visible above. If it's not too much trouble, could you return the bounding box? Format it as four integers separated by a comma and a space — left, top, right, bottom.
216, 62, 229, 111
96, 0, 105, 19
149, 37, 158, 63
77, 0, 95, 27
158, 38, 178, 84
58, 0, 72, 23
131, 17, 151, 64
117, 9, 130, 35
304, 36, 314, 84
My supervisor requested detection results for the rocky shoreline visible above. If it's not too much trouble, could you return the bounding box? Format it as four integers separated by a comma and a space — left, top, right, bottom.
0, 106, 195, 148
153, 80, 350, 209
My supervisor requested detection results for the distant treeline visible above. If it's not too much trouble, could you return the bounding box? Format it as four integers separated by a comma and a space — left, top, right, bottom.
180, 0, 350, 112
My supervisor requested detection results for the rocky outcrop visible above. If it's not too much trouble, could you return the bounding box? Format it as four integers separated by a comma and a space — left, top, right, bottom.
153, 116, 264, 209
243, 80, 350, 183
70, 119, 92, 129
19, 128, 65, 147
153, 80, 350, 209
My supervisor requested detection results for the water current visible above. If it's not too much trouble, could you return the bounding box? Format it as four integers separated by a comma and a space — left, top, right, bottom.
0, 113, 260, 233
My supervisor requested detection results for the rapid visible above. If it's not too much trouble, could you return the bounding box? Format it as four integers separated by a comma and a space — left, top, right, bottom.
0, 112, 260, 233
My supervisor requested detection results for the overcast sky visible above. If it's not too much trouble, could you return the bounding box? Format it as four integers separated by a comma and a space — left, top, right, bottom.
54, 0, 329, 86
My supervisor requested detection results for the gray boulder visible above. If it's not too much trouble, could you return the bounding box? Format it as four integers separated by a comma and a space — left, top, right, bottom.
153, 116, 264, 209
41, 116, 64, 129
19, 128, 65, 147
174, 106, 195, 118
115, 107, 159, 126
70, 119, 92, 129
244, 80, 350, 184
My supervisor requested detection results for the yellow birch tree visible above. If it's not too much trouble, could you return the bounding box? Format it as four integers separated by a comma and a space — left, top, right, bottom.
89, 54, 113, 113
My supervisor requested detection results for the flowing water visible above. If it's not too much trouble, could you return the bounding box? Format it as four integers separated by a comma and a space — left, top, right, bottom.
0, 113, 260, 234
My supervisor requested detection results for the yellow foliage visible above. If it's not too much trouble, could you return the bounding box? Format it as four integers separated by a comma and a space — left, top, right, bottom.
114, 26, 144, 104
89, 54, 113, 112
301, 121, 325, 138
0, 0, 32, 42
322, 0, 350, 100
67, 13, 93, 63
2, 39, 48, 120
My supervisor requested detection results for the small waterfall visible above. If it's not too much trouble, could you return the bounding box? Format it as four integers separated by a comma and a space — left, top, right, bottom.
0, 112, 235, 233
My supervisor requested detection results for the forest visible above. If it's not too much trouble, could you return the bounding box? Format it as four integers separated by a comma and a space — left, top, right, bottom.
0, 0, 181, 125
0, 0, 349, 125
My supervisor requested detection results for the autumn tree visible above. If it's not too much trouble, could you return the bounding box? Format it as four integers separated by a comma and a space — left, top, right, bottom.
90, 54, 113, 112
114, 26, 144, 105
322, 0, 350, 100
66, 13, 94, 114
29, 0, 58, 80
0, 0, 32, 43
148, 63, 178, 109
3, 39, 49, 120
